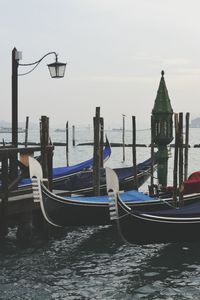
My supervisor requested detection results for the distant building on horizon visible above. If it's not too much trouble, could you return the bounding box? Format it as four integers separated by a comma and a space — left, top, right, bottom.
190, 117, 200, 128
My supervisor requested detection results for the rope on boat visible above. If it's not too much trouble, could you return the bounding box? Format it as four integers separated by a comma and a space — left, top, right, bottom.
159, 198, 178, 209
118, 212, 130, 219
140, 168, 158, 179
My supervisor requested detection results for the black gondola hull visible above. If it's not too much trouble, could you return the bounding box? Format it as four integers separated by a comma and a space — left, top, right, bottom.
115, 194, 200, 245
40, 183, 190, 227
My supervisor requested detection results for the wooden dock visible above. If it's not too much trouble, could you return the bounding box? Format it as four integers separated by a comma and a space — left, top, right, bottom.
0, 116, 54, 244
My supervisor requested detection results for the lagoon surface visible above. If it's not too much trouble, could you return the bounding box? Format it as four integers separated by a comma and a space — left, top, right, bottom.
1, 127, 200, 299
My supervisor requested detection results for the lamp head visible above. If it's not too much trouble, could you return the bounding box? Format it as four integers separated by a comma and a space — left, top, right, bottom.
48, 55, 66, 78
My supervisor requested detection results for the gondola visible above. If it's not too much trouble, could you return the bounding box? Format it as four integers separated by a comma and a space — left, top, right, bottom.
10, 137, 111, 195
107, 167, 200, 245
51, 155, 157, 196
18, 140, 156, 196
21, 136, 111, 183
29, 157, 160, 227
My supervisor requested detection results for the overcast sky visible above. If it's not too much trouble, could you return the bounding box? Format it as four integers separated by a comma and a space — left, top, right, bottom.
1, 0, 200, 129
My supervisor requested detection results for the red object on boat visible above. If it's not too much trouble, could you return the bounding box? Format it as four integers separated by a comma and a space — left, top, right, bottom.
183, 171, 200, 194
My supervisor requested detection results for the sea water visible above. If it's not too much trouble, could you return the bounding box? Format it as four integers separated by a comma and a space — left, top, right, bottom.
1, 127, 200, 300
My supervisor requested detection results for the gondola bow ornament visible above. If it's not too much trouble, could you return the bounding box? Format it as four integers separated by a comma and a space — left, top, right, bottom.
29, 156, 60, 227
106, 167, 120, 221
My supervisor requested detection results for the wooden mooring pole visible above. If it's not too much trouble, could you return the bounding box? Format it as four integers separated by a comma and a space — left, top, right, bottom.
0, 154, 9, 239
122, 114, 126, 162
40, 116, 50, 187
100, 117, 104, 168
40, 116, 53, 191
66, 121, 69, 166
24, 116, 29, 147
184, 112, 190, 181
173, 113, 179, 206
37, 116, 53, 238
178, 113, 184, 206
132, 116, 138, 190
93, 107, 101, 196
72, 125, 75, 146
150, 115, 155, 187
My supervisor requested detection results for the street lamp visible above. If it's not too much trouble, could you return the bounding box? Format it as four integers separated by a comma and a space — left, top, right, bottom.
11, 47, 67, 179
12, 47, 67, 148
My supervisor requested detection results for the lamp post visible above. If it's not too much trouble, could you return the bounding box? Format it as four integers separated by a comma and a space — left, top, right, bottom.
12, 48, 19, 149
11, 47, 67, 179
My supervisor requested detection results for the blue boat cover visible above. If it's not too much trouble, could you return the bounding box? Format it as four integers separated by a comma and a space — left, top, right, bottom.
19, 141, 111, 186
52, 141, 111, 178
141, 200, 200, 217
63, 190, 152, 203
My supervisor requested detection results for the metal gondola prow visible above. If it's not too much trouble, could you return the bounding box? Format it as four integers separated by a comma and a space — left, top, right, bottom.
105, 167, 120, 221
29, 156, 43, 180
105, 167, 119, 194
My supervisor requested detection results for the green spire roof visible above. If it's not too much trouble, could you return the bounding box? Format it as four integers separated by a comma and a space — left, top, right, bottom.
152, 71, 173, 114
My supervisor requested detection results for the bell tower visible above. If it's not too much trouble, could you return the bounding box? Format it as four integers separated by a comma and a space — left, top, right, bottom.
152, 71, 173, 186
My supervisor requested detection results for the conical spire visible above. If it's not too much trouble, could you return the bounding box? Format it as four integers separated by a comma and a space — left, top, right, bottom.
152, 71, 173, 114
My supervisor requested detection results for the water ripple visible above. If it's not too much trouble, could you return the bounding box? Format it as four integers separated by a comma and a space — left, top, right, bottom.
1, 226, 200, 299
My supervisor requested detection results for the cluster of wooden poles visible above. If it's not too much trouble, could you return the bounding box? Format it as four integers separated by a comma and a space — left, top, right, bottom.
92, 107, 139, 195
